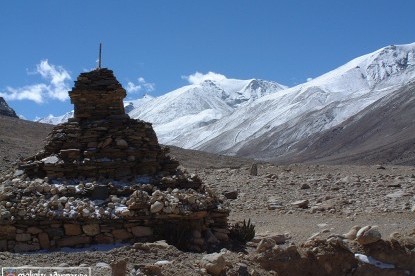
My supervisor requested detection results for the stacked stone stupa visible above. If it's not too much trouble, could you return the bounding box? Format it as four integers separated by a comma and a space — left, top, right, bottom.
0, 68, 229, 252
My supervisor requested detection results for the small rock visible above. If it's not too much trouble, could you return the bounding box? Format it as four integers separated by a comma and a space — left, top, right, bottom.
356, 225, 381, 245
256, 238, 276, 253
150, 201, 164, 213
116, 139, 128, 149
200, 252, 226, 276
95, 262, 110, 268
253, 233, 290, 244
155, 260, 172, 265
343, 225, 361, 240
250, 163, 258, 176
151, 240, 172, 249
42, 155, 59, 164
133, 242, 150, 251
387, 183, 401, 188
58, 196, 68, 204
111, 260, 127, 275
13, 170, 24, 177
291, 199, 309, 209
223, 190, 238, 200
300, 183, 311, 189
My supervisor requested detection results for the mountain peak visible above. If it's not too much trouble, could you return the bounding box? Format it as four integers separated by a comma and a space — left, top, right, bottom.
0, 97, 18, 118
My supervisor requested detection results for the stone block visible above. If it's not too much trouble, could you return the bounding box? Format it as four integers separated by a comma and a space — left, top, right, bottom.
38, 232, 50, 249
112, 229, 132, 240
46, 228, 64, 238
64, 224, 82, 236
0, 240, 7, 250
0, 225, 16, 239
131, 226, 153, 237
57, 236, 91, 247
82, 224, 100, 236
14, 242, 40, 253
94, 234, 114, 244
15, 233, 31, 242
27, 226, 43, 235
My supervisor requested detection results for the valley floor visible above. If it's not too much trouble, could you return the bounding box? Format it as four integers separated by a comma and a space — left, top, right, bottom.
1, 117, 414, 275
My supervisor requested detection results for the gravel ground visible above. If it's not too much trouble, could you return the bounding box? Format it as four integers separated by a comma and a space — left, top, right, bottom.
1, 116, 414, 275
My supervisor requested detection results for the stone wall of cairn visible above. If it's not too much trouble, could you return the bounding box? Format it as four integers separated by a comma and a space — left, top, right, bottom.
0, 168, 229, 252
70, 69, 126, 120
0, 68, 229, 252
21, 117, 180, 180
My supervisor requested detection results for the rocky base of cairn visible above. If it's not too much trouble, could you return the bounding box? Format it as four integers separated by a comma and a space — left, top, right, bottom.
0, 170, 229, 252
20, 116, 180, 180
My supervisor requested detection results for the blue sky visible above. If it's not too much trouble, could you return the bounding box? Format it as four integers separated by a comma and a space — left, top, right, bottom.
0, 1, 414, 120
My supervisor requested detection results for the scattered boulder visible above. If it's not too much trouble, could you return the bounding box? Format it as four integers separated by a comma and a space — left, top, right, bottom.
250, 163, 258, 176
300, 183, 310, 189
150, 201, 164, 213
356, 225, 381, 245
253, 233, 290, 244
343, 225, 361, 240
111, 260, 127, 276
200, 252, 226, 276
291, 199, 309, 209
256, 238, 276, 253
223, 190, 238, 200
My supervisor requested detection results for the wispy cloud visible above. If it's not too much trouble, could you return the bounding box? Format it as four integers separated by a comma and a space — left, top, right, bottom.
182, 71, 227, 85
126, 77, 155, 94
0, 60, 71, 104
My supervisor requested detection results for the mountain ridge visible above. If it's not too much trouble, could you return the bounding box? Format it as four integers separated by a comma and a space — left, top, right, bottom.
35, 42, 415, 164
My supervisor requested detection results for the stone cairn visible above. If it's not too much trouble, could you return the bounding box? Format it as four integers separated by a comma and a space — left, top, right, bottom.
0, 68, 229, 252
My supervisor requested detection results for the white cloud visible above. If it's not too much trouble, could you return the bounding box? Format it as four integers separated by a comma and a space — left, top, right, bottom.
126, 77, 155, 94
182, 71, 227, 85
0, 60, 71, 104
307, 77, 313, 82
126, 81, 140, 93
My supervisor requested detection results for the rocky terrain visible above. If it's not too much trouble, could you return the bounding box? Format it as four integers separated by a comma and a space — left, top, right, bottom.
0, 97, 18, 118
1, 115, 415, 275
0, 116, 52, 171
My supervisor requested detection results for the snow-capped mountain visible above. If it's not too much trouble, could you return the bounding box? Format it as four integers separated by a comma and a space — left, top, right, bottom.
35, 110, 74, 125
170, 43, 415, 158
35, 42, 415, 163
36, 78, 287, 143
127, 78, 286, 142
284, 80, 415, 165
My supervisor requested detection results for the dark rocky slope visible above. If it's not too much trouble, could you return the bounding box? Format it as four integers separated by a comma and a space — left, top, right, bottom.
279, 80, 415, 165
0, 97, 18, 118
